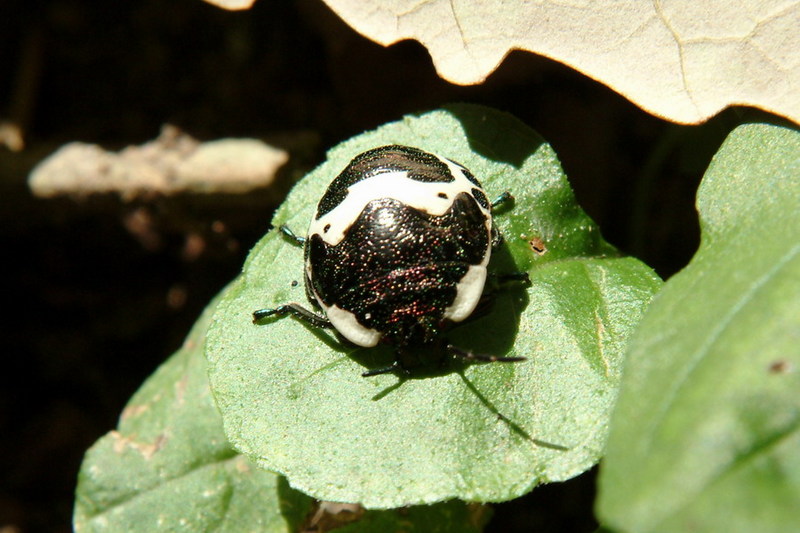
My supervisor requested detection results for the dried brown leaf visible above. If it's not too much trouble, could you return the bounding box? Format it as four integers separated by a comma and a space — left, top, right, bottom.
322, 0, 800, 124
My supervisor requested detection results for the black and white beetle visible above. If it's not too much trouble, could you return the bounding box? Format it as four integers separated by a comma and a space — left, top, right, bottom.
253, 145, 529, 376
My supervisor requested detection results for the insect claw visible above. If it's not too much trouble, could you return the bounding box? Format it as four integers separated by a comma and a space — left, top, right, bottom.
491, 191, 514, 209
278, 225, 306, 245
361, 363, 404, 377
252, 308, 278, 323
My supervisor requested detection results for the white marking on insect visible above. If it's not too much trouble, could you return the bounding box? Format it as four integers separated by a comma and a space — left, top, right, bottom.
443, 264, 488, 322
324, 304, 382, 347
309, 156, 490, 246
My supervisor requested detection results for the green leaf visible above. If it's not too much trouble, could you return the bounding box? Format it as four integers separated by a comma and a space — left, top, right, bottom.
74, 287, 499, 531
596, 123, 800, 533
74, 294, 315, 532
206, 104, 662, 507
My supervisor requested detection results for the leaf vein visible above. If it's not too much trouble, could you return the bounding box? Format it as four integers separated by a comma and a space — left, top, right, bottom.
82, 450, 240, 523
641, 242, 800, 453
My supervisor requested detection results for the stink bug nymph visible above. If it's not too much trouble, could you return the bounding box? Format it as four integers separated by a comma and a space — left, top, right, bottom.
253, 145, 529, 376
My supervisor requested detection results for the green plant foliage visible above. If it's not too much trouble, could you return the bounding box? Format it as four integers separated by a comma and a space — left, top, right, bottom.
73, 293, 487, 532
206, 104, 662, 508
597, 123, 800, 532
73, 295, 315, 532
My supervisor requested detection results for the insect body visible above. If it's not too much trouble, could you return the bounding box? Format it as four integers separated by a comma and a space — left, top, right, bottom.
254, 145, 527, 376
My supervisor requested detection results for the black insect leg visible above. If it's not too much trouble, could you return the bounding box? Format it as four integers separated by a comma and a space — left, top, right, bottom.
447, 344, 526, 364
490, 192, 514, 249
361, 362, 403, 378
461, 272, 530, 324
278, 225, 306, 245
492, 271, 531, 285
491, 226, 504, 250
361, 347, 415, 377
252, 303, 332, 328
485, 271, 531, 295
491, 191, 514, 209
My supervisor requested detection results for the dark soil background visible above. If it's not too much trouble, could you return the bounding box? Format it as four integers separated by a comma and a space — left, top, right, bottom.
0, 0, 755, 531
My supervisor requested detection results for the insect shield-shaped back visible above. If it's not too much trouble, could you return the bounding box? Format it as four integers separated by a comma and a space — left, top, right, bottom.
304, 145, 493, 348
